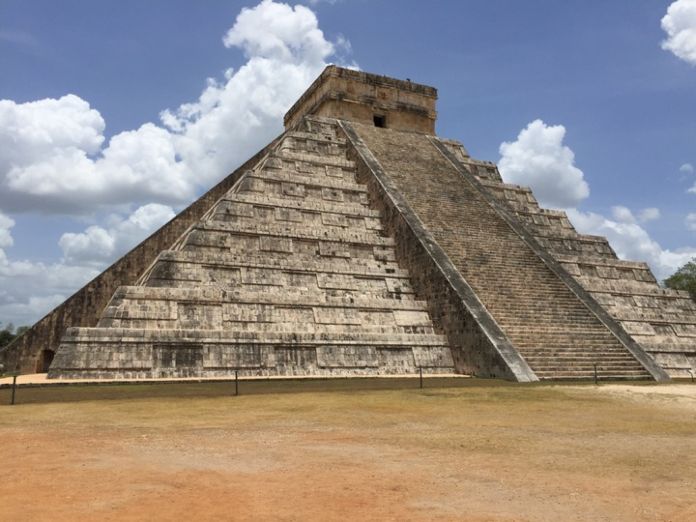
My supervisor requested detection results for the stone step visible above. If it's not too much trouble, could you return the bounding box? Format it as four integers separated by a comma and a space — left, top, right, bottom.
99, 320, 438, 337
107, 285, 428, 310
210, 211, 384, 234
516, 345, 631, 353
279, 142, 347, 158
274, 149, 355, 169
528, 367, 647, 376
190, 220, 394, 248
629, 336, 696, 351
526, 363, 645, 371
554, 254, 650, 271
249, 169, 367, 194
493, 315, 606, 325
62, 327, 450, 346
524, 358, 645, 367
575, 277, 671, 296
518, 348, 637, 357
522, 352, 639, 360
151, 250, 410, 278
144, 278, 417, 301
238, 179, 367, 206
509, 333, 622, 342
284, 130, 347, 146
534, 371, 651, 380
179, 239, 396, 264
226, 193, 379, 218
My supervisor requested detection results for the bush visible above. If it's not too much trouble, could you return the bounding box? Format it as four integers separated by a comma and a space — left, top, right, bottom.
664, 259, 696, 302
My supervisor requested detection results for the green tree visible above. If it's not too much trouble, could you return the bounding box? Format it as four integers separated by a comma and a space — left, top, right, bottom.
0, 322, 29, 349
664, 258, 696, 302
15, 326, 29, 336
0, 324, 14, 348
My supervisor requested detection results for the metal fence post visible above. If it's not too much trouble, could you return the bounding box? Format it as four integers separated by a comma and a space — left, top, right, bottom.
10, 374, 17, 405
235, 370, 239, 396
419, 367, 423, 389
593, 364, 598, 385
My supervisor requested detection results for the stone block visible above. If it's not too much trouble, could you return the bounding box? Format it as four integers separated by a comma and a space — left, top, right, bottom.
317, 273, 359, 290
313, 307, 361, 325
321, 213, 348, 227
316, 346, 379, 368
322, 187, 344, 202
413, 346, 455, 368
205, 344, 273, 369
281, 182, 306, 198
393, 310, 431, 327
275, 207, 304, 223
259, 236, 293, 253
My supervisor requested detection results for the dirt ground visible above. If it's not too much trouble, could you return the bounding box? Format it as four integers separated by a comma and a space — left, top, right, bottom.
1, 380, 695, 521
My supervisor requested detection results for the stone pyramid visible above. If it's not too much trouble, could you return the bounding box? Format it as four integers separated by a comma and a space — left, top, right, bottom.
2, 66, 694, 381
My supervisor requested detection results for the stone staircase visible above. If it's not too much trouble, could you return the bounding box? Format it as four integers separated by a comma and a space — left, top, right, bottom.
49, 117, 454, 379
460, 160, 696, 379
352, 123, 653, 380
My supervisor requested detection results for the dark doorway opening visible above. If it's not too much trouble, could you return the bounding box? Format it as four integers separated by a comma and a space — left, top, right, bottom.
40, 349, 55, 373
373, 114, 386, 128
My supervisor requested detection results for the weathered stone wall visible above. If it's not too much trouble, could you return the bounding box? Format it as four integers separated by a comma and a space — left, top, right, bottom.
0, 138, 281, 374
284, 66, 437, 134
47, 116, 454, 379
341, 121, 537, 381
348, 121, 658, 381
474, 173, 696, 378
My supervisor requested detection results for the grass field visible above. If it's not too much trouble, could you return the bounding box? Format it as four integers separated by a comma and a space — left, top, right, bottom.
1, 379, 695, 521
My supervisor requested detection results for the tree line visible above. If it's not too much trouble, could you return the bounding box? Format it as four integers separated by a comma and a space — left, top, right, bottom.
0, 322, 29, 349
664, 258, 696, 302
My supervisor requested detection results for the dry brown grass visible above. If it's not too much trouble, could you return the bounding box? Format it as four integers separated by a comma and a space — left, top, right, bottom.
1, 380, 694, 521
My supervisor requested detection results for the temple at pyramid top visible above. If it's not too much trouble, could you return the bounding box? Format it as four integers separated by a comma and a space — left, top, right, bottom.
284, 65, 438, 133
2, 65, 694, 382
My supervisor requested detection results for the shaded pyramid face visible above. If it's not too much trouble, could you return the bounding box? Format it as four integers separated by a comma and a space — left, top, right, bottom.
49, 117, 455, 378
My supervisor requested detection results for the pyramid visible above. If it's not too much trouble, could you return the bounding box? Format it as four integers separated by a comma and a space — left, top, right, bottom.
2, 66, 695, 381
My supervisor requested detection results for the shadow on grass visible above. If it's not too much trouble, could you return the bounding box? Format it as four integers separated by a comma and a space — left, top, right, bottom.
0, 376, 515, 406
0, 375, 667, 406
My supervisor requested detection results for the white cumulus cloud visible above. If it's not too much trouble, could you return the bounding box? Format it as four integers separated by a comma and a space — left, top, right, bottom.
0, 203, 174, 326
0, 0, 353, 326
498, 119, 589, 209
3, 121, 193, 213
682, 163, 696, 194
687, 212, 696, 232
611, 205, 635, 224
567, 208, 696, 281
0, 212, 14, 249
223, 0, 334, 63
59, 203, 175, 265
0, 252, 100, 327
0, 0, 350, 216
638, 207, 661, 223
661, 0, 696, 66
611, 206, 661, 224
0, 270, 100, 327
162, 0, 342, 190
0, 94, 105, 173
497, 119, 695, 280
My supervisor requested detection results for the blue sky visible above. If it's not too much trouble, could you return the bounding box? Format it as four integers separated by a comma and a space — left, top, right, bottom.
0, 0, 695, 326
